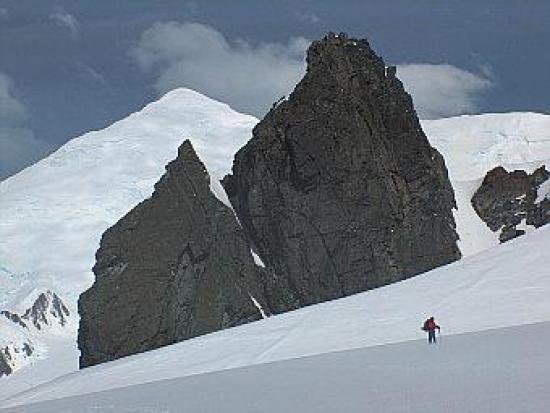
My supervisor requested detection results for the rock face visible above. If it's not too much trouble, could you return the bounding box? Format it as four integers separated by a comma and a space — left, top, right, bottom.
472, 166, 550, 242
79, 33, 462, 368
78, 140, 269, 368
222, 33, 460, 311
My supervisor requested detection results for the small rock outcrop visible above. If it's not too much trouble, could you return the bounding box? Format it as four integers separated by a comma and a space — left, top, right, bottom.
472, 166, 550, 242
1, 310, 28, 329
0, 351, 13, 378
0, 342, 34, 378
78, 140, 270, 368
222, 33, 460, 311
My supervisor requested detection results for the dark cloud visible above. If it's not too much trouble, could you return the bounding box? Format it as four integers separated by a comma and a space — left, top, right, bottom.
0, 0, 548, 180
0, 74, 50, 179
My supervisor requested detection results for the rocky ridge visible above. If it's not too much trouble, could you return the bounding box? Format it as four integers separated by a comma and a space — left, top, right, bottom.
0, 290, 69, 377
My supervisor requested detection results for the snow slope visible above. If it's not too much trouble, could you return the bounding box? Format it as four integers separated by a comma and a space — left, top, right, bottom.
5, 322, 550, 413
2, 223, 550, 410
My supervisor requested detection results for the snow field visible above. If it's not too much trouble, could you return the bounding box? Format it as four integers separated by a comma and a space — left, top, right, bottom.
2, 224, 550, 408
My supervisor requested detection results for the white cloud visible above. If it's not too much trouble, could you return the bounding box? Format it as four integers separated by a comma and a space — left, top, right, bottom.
0, 74, 50, 180
131, 22, 492, 120
50, 8, 78, 37
131, 22, 308, 117
295, 11, 321, 24
397, 64, 493, 119
0, 7, 8, 19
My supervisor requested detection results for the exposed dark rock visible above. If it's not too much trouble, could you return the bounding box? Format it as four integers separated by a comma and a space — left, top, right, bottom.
79, 33, 463, 369
0, 342, 33, 378
78, 140, 270, 368
0, 349, 12, 378
1, 310, 28, 329
222, 32, 461, 311
22, 291, 70, 330
471, 165, 550, 242
22, 342, 33, 357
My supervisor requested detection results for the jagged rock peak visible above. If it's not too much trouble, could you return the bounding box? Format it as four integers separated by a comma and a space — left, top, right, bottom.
223, 32, 460, 311
21, 290, 70, 330
307, 32, 386, 73
79, 139, 271, 368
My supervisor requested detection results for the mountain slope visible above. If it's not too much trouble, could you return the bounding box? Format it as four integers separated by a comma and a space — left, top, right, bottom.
0, 88, 257, 307
2, 223, 550, 410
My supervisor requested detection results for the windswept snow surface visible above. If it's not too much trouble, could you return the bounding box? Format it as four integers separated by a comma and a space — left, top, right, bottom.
423, 112, 550, 256
5, 322, 550, 413
2, 224, 550, 409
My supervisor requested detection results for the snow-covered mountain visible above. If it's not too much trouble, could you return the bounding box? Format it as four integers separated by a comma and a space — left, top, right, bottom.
0, 89, 257, 380
0, 88, 257, 309
1, 290, 73, 379
1, 88, 549, 400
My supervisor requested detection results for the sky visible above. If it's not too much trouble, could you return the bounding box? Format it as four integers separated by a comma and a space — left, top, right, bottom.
0, 0, 549, 180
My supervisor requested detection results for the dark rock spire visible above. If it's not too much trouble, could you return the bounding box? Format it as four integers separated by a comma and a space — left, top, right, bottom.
222, 33, 461, 311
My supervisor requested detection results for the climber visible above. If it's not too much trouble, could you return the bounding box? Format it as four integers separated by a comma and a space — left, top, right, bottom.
422, 316, 441, 344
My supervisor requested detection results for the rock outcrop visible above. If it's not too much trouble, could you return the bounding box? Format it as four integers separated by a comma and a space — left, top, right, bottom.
22, 291, 70, 330
1, 311, 28, 329
472, 166, 550, 242
78, 140, 270, 368
0, 352, 12, 378
222, 33, 460, 311
79, 33, 462, 368
0, 290, 67, 378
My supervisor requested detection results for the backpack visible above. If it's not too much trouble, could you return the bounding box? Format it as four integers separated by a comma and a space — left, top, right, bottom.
422, 320, 430, 331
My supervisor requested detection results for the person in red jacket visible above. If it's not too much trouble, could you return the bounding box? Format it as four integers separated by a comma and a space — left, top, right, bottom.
423, 317, 441, 344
